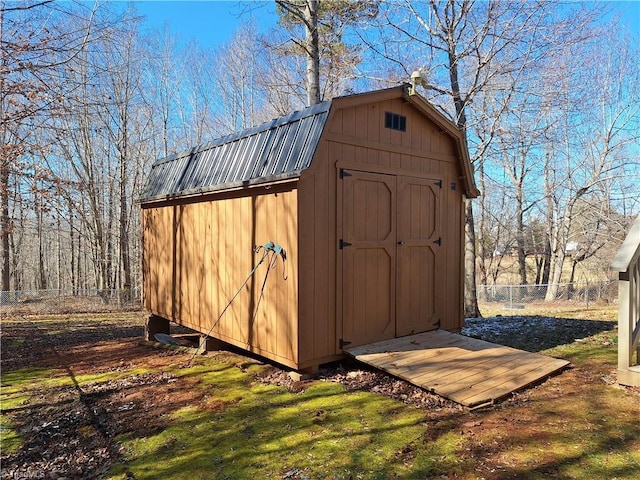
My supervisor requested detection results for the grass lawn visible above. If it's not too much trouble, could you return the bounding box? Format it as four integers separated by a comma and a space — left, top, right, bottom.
1, 307, 639, 479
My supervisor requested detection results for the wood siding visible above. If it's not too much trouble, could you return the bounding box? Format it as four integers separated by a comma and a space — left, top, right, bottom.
142, 184, 300, 368
298, 94, 466, 361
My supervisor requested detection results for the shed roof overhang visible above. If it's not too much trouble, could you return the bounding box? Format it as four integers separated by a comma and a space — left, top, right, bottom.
139, 173, 300, 207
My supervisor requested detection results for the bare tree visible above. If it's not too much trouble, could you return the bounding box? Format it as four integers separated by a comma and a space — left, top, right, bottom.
487, 90, 552, 286
42, 4, 150, 295
364, 0, 624, 313
98, 21, 147, 296
143, 24, 180, 158
272, 0, 379, 106
368, 0, 560, 316
0, 0, 103, 293
210, 20, 265, 134
275, 0, 321, 105
178, 40, 219, 144
543, 29, 640, 299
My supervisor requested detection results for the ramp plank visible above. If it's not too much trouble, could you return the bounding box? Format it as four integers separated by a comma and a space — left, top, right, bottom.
345, 331, 569, 407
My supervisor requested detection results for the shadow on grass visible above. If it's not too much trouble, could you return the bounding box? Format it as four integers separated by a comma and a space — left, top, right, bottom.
462, 316, 617, 352
456, 383, 640, 480
4, 313, 637, 479
108, 376, 451, 480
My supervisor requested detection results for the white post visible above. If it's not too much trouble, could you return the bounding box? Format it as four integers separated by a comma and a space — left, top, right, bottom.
618, 274, 631, 371
612, 214, 640, 387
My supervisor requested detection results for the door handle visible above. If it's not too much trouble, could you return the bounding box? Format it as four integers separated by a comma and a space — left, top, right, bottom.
397, 241, 405, 245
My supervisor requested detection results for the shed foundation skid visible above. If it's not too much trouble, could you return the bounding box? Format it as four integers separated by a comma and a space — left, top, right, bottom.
199, 335, 227, 352
144, 315, 170, 342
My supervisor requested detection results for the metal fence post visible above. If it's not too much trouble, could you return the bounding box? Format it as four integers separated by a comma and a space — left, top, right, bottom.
586, 281, 589, 308
509, 284, 513, 309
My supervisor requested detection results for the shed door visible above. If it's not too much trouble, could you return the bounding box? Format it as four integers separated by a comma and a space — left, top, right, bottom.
341, 171, 397, 346
396, 176, 441, 336
341, 171, 441, 348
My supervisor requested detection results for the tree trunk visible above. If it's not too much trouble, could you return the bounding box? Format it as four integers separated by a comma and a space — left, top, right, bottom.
476, 161, 488, 289
305, 0, 320, 105
464, 200, 480, 318
9, 207, 21, 291
541, 238, 551, 285
70, 204, 76, 295
545, 248, 565, 300
119, 139, 131, 297
515, 192, 527, 285
0, 160, 9, 292
446, 27, 479, 317
545, 209, 570, 300
36, 187, 47, 290
0, 8, 8, 294
542, 152, 554, 286
567, 259, 578, 299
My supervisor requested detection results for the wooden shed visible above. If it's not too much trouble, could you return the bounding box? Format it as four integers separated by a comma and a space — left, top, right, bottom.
140, 85, 480, 374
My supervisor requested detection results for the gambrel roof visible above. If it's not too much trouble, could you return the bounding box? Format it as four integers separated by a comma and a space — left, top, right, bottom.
141, 86, 479, 203
141, 101, 331, 202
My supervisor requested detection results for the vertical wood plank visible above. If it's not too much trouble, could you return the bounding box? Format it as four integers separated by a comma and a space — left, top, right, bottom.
343, 106, 356, 137
356, 104, 368, 139
367, 102, 380, 143
297, 171, 316, 362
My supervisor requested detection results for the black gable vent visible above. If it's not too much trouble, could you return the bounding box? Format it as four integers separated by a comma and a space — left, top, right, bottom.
385, 111, 406, 132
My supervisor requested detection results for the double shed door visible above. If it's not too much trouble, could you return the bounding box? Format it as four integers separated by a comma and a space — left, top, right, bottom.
341, 170, 442, 348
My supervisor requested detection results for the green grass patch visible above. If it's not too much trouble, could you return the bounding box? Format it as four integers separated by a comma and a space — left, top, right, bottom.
541, 324, 618, 369
480, 305, 617, 321
0, 415, 21, 454
108, 359, 435, 479
1, 367, 65, 410
1, 367, 60, 454
1, 365, 156, 404
1, 366, 56, 390
1, 312, 146, 325
544, 339, 617, 367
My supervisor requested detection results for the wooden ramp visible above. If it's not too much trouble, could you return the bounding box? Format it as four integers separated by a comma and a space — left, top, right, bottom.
345, 330, 570, 408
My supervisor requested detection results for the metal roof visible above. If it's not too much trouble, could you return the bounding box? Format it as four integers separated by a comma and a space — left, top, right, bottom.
141, 100, 331, 203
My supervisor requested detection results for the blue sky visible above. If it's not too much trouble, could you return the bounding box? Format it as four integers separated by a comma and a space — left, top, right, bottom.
130, 0, 640, 49
131, 0, 278, 47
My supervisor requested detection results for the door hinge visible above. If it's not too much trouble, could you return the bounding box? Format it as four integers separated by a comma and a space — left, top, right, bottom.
434, 237, 442, 246
339, 239, 352, 249
434, 179, 442, 188
340, 169, 352, 179
339, 339, 352, 349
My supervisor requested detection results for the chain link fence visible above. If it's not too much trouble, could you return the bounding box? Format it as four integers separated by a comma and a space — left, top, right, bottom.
1, 280, 618, 316
477, 280, 617, 311
0, 288, 142, 316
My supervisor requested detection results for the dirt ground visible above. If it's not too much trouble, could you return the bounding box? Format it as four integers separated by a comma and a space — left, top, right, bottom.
1, 314, 458, 479
1, 312, 637, 479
